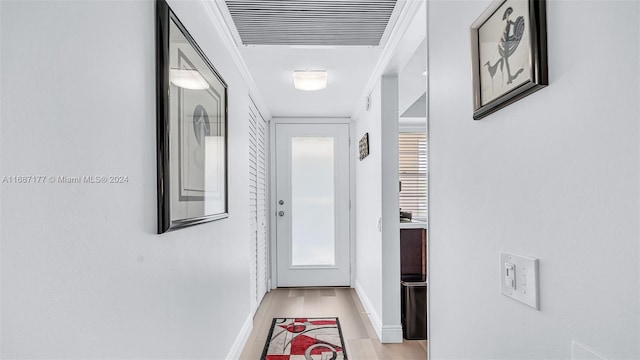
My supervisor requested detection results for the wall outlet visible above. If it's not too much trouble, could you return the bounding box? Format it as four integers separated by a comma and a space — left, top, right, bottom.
499, 251, 539, 310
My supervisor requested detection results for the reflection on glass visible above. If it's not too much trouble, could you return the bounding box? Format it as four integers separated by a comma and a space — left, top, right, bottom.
168, 18, 227, 222
169, 69, 210, 90
291, 137, 335, 266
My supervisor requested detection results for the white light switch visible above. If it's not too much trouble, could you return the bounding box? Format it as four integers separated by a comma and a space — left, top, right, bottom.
504, 263, 515, 289
504, 263, 516, 290
500, 252, 539, 310
505, 263, 514, 277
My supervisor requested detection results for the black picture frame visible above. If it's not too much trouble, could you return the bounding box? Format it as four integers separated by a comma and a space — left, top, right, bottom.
156, 0, 229, 234
470, 0, 547, 120
359, 133, 369, 161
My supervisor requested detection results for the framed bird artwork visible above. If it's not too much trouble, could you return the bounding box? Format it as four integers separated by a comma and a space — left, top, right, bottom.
470, 0, 548, 120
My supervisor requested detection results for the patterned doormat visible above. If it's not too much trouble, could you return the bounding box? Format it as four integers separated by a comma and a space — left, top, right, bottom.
261, 317, 348, 360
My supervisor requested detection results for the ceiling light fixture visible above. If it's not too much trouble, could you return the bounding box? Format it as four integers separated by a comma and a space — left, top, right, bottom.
293, 70, 328, 91
170, 69, 210, 90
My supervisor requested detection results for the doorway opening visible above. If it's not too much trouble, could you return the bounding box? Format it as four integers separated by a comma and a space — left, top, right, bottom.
270, 120, 352, 287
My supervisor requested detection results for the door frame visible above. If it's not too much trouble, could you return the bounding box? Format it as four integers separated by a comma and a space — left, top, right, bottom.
268, 118, 355, 289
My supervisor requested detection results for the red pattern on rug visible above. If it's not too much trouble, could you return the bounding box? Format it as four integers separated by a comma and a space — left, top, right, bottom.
261, 317, 347, 360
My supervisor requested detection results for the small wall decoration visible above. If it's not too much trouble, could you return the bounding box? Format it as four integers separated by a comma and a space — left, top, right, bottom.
359, 133, 370, 161
470, 0, 548, 120
156, 0, 228, 233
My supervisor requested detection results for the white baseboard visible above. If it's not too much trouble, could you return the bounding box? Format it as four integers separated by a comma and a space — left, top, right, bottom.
225, 312, 253, 360
354, 279, 404, 344
381, 325, 403, 343
354, 279, 383, 340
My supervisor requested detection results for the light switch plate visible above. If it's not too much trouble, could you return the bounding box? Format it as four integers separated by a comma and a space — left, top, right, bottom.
499, 251, 539, 310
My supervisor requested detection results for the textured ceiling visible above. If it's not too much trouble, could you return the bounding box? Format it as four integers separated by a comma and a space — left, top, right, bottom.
225, 0, 397, 46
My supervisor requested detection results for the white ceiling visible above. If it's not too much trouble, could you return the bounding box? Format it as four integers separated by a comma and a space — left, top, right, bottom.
217, 0, 423, 118
239, 46, 383, 117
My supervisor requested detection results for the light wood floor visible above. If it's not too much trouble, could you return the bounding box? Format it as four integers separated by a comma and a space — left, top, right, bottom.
239, 288, 427, 359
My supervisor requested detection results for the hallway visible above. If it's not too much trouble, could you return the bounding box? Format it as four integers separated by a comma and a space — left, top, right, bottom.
2, 0, 640, 359
239, 288, 427, 359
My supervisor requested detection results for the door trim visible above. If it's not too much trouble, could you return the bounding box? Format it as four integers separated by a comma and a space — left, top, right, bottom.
268, 118, 353, 289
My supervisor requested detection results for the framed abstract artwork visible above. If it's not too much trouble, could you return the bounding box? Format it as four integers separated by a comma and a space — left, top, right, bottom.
470, 0, 548, 120
359, 132, 369, 161
156, 0, 228, 233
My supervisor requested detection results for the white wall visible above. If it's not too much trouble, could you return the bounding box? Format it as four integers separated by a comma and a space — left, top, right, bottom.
353, 76, 402, 343
354, 80, 384, 335
0, 1, 253, 358
379, 76, 402, 343
428, 0, 640, 359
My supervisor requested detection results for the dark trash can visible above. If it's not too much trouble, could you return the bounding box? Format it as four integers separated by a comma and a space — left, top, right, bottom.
401, 281, 427, 340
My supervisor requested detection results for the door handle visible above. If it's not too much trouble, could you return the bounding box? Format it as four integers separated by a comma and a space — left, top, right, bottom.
278, 211, 285, 217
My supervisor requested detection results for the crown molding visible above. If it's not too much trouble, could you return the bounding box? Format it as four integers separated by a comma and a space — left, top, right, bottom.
201, 0, 272, 120
377, 0, 405, 48
351, 0, 425, 120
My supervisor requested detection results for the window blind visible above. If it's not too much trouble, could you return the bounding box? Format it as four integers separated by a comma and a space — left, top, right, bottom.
399, 132, 427, 219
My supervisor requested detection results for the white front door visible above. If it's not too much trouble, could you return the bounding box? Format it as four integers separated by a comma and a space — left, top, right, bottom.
275, 123, 350, 287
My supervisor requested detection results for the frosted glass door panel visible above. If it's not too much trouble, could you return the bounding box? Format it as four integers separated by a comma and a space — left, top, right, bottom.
275, 123, 350, 287
291, 137, 335, 266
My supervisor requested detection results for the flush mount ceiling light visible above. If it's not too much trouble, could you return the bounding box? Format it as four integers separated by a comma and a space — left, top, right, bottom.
170, 69, 210, 90
293, 70, 328, 91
